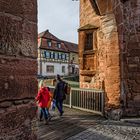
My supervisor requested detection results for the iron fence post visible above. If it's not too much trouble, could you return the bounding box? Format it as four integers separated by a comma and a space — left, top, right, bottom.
69, 88, 72, 108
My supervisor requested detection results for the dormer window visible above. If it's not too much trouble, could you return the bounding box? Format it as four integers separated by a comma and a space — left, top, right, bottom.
57, 43, 61, 48
47, 40, 51, 47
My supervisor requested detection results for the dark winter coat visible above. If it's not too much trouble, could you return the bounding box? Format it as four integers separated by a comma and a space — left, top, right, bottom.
53, 80, 66, 101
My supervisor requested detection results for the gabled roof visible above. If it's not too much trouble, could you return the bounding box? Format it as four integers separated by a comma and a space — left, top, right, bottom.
40, 38, 69, 53
38, 30, 61, 42
38, 30, 78, 53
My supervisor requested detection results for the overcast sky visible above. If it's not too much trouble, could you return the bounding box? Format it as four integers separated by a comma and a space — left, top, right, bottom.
38, 0, 79, 44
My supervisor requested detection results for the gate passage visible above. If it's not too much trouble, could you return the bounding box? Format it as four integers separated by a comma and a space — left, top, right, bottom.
50, 86, 104, 115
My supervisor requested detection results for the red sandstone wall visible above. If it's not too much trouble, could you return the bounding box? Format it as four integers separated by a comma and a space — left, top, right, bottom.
0, 0, 38, 139
113, 0, 140, 116
79, 0, 121, 109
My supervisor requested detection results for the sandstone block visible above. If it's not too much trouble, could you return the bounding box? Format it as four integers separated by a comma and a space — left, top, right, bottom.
83, 76, 92, 82
0, 57, 38, 101
106, 53, 120, 67
0, 101, 12, 108
0, 0, 37, 22
129, 49, 140, 57
0, 56, 37, 76
0, 15, 37, 58
128, 64, 138, 72
0, 103, 37, 139
127, 42, 139, 50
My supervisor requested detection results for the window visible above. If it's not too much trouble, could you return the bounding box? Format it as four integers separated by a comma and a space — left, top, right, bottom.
46, 65, 54, 73
65, 54, 67, 60
44, 51, 50, 58
62, 54, 65, 60
57, 43, 61, 48
59, 53, 62, 59
54, 53, 58, 59
47, 40, 51, 47
62, 66, 65, 73
50, 52, 54, 59
85, 33, 93, 51
57, 53, 59, 59
65, 54, 69, 60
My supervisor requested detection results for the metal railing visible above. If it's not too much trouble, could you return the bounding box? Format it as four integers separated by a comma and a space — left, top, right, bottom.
49, 86, 104, 115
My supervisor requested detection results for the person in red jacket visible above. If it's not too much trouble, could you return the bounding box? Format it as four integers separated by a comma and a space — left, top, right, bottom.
36, 80, 50, 124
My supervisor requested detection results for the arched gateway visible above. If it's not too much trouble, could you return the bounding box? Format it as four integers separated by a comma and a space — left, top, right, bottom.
0, 0, 140, 139
79, 0, 140, 119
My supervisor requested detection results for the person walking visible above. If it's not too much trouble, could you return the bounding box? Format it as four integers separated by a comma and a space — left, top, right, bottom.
36, 80, 50, 124
53, 75, 66, 116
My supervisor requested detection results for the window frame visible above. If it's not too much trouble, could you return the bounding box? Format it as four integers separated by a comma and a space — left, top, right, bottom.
54, 52, 58, 59
62, 66, 65, 73
62, 53, 65, 60
59, 53, 62, 59
47, 40, 52, 47
84, 31, 93, 51
46, 65, 54, 73
57, 43, 61, 48
50, 52, 54, 59
44, 51, 50, 58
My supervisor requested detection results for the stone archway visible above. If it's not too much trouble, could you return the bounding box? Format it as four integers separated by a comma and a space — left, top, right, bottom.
79, 0, 140, 119
0, 0, 38, 139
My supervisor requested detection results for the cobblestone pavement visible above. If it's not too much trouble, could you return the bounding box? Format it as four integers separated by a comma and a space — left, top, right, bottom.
38, 107, 140, 140
67, 120, 140, 140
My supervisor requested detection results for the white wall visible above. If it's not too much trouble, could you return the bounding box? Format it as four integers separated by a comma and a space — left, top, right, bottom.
41, 62, 69, 76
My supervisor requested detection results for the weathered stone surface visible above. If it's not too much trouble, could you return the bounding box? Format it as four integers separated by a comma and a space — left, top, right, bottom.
0, 0, 37, 138
105, 108, 123, 120
0, 75, 37, 101
0, 103, 37, 139
80, 70, 96, 76
0, 101, 12, 108
0, 56, 37, 76
79, 0, 140, 118
0, 0, 37, 22
79, 1, 121, 116
83, 76, 92, 83
114, 0, 140, 115
0, 57, 38, 101
0, 15, 37, 58
95, 0, 113, 15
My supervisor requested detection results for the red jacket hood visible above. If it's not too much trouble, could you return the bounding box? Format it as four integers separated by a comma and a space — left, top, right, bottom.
40, 87, 48, 92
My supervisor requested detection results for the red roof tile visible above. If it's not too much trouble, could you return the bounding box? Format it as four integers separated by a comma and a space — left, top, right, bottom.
38, 30, 60, 41
62, 40, 78, 53
41, 38, 69, 52
38, 30, 78, 53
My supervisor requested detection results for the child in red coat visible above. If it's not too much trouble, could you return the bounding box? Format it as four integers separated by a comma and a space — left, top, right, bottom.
36, 80, 50, 124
